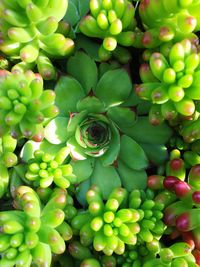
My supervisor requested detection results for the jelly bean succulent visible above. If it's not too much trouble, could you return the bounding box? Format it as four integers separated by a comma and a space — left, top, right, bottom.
16, 147, 75, 189
0, 186, 73, 267
136, 39, 200, 124
42, 51, 172, 199
0, 134, 17, 198
79, 0, 136, 58
0, 0, 74, 79
139, 0, 200, 48
0, 69, 58, 140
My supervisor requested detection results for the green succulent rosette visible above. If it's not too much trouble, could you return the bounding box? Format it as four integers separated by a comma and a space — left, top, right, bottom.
15, 146, 76, 190
136, 39, 200, 124
0, 186, 73, 267
0, 69, 58, 140
43, 51, 172, 199
0, 0, 74, 79
0, 134, 17, 198
139, 0, 200, 48
79, 0, 137, 59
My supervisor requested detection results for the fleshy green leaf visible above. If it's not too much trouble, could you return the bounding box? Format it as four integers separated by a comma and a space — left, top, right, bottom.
107, 106, 136, 130
44, 117, 69, 144
118, 160, 147, 191
76, 34, 100, 61
78, 0, 90, 17
67, 136, 87, 160
100, 123, 120, 166
123, 117, 173, 145
119, 135, 148, 170
140, 143, 168, 165
64, 0, 80, 27
94, 69, 132, 108
55, 76, 85, 115
77, 96, 106, 113
90, 159, 121, 199
67, 51, 98, 94
70, 158, 95, 183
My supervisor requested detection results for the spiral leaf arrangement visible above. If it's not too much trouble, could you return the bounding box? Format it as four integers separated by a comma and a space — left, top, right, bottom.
0, 0, 74, 79
136, 39, 200, 125
0, 186, 72, 267
0, 69, 58, 140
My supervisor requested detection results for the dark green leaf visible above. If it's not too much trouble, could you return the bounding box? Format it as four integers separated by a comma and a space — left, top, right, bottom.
91, 159, 121, 199
94, 69, 132, 108
123, 117, 173, 145
107, 106, 136, 129
118, 160, 147, 191
55, 76, 85, 115
140, 143, 169, 165
119, 135, 148, 170
71, 158, 95, 183
67, 51, 98, 94
64, 0, 80, 27
78, 0, 90, 17
76, 179, 91, 206
76, 34, 100, 61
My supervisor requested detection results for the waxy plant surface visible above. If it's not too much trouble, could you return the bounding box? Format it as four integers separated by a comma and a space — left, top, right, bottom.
1, 0, 200, 266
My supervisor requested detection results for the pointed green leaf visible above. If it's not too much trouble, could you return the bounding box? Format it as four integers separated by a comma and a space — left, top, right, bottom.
77, 96, 106, 113
44, 117, 69, 144
90, 159, 121, 199
78, 0, 90, 17
76, 34, 100, 61
123, 117, 173, 145
70, 158, 95, 183
67, 136, 87, 160
94, 69, 132, 108
55, 76, 85, 115
100, 123, 120, 166
119, 135, 148, 170
140, 143, 168, 166
118, 160, 147, 191
107, 106, 136, 130
67, 51, 98, 94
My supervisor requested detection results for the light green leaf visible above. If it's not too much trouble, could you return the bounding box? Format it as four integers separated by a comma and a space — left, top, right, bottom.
140, 143, 168, 165
67, 51, 98, 94
94, 69, 132, 108
119, 135, 148, 170
118, 160, 147, 191
44, 117, 69, 144
107, 106, 136, 130
77, 96, 106, 113
100, 123, 120, 166
55, 76, 85, 115
90, 159, 121, 199
67, 136, 87, 160
71, 158, 95, 183
123, 117, 173, 145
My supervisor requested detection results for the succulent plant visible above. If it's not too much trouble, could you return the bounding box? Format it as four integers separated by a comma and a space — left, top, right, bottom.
71, 186, 141, 256
0, 134, 17, 198
139, 0, 200, 48
79, 0, 136, 59
0, 69, 58, 140
0, 0, 74, 79
0, 186, 73, 267
42, 51, 172, 198
15, 147, 76, 190
136, 39, 200, 125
